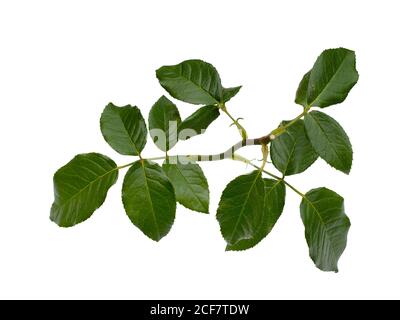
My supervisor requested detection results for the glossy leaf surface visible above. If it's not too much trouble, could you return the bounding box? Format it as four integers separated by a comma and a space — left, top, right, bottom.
156, 59, 223, 105
216, 171, 265, 245
122, 160, 176, 241
270, 120, 318, 176
148, 96, 181, 151
100, 103, 147, 155
304, 111, 352, 174
50, 153, 118, 227
300, 187, 350, 272
162, 161, 209, 213
178, 105, 220, 140
306, 48, 359, 108
227, 179, 285, 251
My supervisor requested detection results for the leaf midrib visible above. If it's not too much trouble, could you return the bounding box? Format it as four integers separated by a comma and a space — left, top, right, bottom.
141, 161, 161, 240
230, 171, 262, 243
261, 180, 282, 232
115, 108, 140, 154
174, 64, 219, 103
308, 113, 347, 169
175, 164, 208, 212
282, 131, 297, 176
302, 194, 339, 257
55, 166, 117, 210
228, 179, 282, 250
307, 51, 351, 107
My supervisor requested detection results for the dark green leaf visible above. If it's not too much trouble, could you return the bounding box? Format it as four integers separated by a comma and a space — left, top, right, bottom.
216, 170, 265, 245
295, 70, 311, 107
307, 48, 359, 108
222, 86, 242, 102
162, 160, 209, 213
227, 179, 285, 251
100, 103, 147, 155
148, 96, 181, 152
178, 105, 220, 140
122, 160, 176, 241
156, 59, 223, 105
50, 153, 118, 227
270, 119, 318, 176
300, 187, 350, 272
304, 111, 352, 174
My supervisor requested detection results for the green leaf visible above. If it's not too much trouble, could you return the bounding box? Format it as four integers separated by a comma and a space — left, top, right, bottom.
100, 103, 147, 155
122, 160, 176, 241
295, 70, 311, 107
227, 179, 285, 251
148, 96, 181, 152
50, 153, 118, 227
270, 119, 318, 176
222, 86, 242, 102
307, 48, 359, 108
178, 105, 220, 140
300, 187, 350, 272
304, 111, 352, 174
162, 160, 209, 213
216, 170, 265, 245
156, 59, 223, 105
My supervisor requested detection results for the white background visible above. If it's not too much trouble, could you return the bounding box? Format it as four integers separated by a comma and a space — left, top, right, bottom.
0, 0, 399, 299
